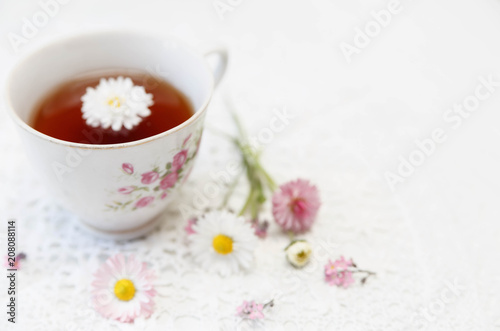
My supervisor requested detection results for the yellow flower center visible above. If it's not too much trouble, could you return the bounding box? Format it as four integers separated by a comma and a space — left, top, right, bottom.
107, 96, 121, 108
114, 279, 136, 301
212, 234, 233, 255
296, 250, 308, 262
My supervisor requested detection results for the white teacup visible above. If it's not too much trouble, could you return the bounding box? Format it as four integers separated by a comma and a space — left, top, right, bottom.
5, 31, 227, 239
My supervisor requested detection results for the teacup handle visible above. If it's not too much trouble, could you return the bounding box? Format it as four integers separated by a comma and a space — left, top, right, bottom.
204, 48, 228, 88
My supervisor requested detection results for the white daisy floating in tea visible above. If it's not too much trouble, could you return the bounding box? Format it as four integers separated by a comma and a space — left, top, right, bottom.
189, 210, 257, 277
81, 76, 153, 131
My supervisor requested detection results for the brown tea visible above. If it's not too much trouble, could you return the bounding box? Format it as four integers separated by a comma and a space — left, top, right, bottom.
31, 70, 194, 144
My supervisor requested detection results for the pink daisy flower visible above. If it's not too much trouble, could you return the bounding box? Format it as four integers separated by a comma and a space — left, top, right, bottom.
91, 254, 156, 323
272, 179, 320, 234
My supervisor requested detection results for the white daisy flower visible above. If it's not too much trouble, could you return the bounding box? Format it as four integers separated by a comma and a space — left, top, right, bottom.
91, 254, 156, 323
189, 210, 257, 277
81, 76, 153, 131
285, 240, 312, 268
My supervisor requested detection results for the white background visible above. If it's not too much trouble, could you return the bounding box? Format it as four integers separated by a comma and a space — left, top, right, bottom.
1, 0, 500, 330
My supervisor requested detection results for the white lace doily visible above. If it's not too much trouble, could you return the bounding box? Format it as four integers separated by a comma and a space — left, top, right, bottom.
0, 92, 494, 330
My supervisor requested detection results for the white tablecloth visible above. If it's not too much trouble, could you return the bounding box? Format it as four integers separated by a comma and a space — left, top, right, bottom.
1, 0, 499, 330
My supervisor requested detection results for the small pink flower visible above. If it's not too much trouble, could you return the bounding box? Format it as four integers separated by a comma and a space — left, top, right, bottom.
3, 253, 26, 269
325, 269, 354, 288
172, 150, 188, 171
324, 257, 355, 288
251, 220, 269, 239
91, 254, 156, 323
141, 171, 159, 185
160, 172, 178, 190
184, 218, 197, 235
182, 134, 192, 146
272, 179, 321, 234
324, 256, 353, 275
160, 192, 167, 200
236, 300, 265, 320
118, 186, 135, 195
135, 196, 155, 208
122, 163, 134, 175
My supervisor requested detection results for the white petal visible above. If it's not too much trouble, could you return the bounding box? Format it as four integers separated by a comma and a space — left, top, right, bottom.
81, 76, 154, 131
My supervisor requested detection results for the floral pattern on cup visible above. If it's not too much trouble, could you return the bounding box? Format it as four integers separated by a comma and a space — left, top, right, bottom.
122, 163, 134, 175
106, 131, 202, 212
141, 171, 159, 185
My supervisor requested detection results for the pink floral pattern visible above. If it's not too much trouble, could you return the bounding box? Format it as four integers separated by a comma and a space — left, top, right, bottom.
141, 171, 159, 185
135, 196, 155, 208
122, 163, 134, 174
106, 131, 202, 212
172, 150, 188, 171
182, 133, 192, 147
118, 186, 135, 195
160, 172, 178, 190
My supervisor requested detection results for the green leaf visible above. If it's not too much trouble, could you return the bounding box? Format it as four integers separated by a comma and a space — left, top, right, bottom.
166, 162, 172, 170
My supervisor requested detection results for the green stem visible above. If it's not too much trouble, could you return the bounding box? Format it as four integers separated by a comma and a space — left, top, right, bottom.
239, 150, 259, 216
219, 173, 242, 210
239, 186, 255, 216
352, 269, 376, 276
231, 111, 248, 141
250, 179, 264, 219
229, 112, 277, 219
255, 160, 277, 191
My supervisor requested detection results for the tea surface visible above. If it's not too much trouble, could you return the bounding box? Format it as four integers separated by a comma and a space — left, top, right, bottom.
31, 70, 194, 144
